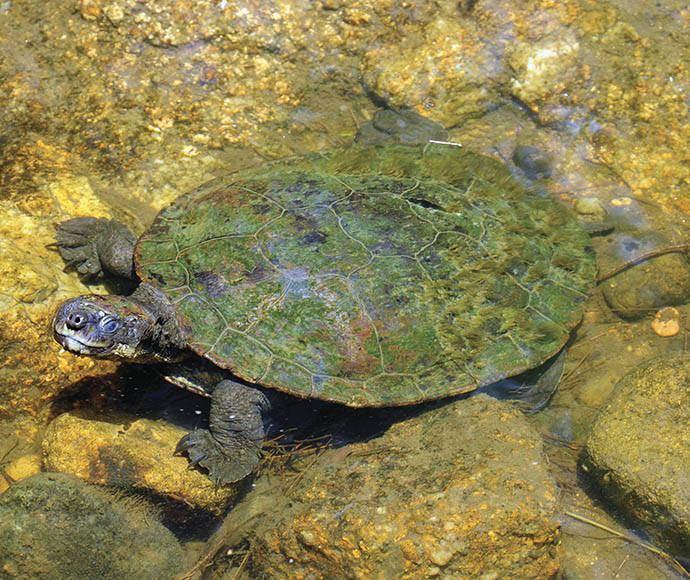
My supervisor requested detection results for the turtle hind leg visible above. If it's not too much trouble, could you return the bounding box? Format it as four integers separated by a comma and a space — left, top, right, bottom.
175, 380, 270, 485
53, 217, 137, 280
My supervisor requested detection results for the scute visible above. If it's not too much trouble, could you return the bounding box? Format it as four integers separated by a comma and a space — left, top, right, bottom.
133, 143, 595, 407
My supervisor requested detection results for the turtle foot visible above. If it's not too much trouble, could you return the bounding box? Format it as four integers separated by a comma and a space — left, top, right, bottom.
54, 217, 108, 279
176, 428, 261, 485
53, 217, 136, 280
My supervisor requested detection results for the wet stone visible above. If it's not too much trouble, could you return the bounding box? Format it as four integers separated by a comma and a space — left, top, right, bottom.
575, 196, 606, 217
650, 306, 681, 337
512, 144, 553, 180
355, 108, 449, 146
0, 453, 42, 494
508, 32, 581, 111
226, 395, 561, 579
601, 253, 690, 319
582, 355, 690, 556
598, 230, 690, 319
41, 409, 239, 517
0, 472, 184, 580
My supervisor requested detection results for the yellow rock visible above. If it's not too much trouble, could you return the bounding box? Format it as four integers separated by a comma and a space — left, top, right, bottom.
48, 175, 110, 218
651, 307, 680, 337
0, 454, 43, 494
42, 410, 238, 515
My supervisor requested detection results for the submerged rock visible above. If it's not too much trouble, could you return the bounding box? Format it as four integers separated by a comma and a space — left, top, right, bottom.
601, 253, 690, 319
581, 355, 690, 556
42, 410, 239, 517
356, 108, 449, 146
598, 232, 690, 319
227, 395, 561, 579
0, 453, 42, 494
0, 472, 184, 580
508, 32, 581, 112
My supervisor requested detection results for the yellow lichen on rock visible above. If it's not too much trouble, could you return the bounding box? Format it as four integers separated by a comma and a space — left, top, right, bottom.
48, 175, 111, 219
508, 32, 581, 108
0, 454, 43, 494
42, 410, 238, 515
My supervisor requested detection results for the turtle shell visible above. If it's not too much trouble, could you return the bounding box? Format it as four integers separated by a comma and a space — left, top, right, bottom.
134, 143, 595, 407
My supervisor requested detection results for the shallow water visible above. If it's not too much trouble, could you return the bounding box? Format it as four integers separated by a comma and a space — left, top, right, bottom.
1, 0, 689, 578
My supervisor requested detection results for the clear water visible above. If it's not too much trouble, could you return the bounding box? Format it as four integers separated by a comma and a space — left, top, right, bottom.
0, 0, 689, 578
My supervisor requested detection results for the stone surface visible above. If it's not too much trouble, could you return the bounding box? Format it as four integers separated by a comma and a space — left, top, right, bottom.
598, 230, 690, 319
360, 0, 578, 128
0, 454, 42, 494
0, 472, 184, 580
508, 32, 581, 109
582, 355, 690, 556
226, 395, 561, 579
650, 306, 681, 337
0, 166, 121, 429
42, 410, 238, 516
601, 253, 690, 319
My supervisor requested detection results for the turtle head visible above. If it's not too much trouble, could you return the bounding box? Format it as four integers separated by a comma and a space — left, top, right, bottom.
53, 294, 157, 362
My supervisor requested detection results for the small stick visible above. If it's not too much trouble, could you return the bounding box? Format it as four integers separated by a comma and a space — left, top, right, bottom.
597, 244, 690, 283
174, 515, 259, 580
231, 548, 251, 580
560, 350, 591, 383
427, 139, 463, 147
565, 511, 690, 578
613, 554, 631, 578
568, 330, 613, 350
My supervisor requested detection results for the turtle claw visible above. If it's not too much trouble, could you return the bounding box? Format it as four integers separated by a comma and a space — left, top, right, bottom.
175, 428, 261, 485
176, 431, 210, 467
53, 217, 137, 280
54, 217, 106, 279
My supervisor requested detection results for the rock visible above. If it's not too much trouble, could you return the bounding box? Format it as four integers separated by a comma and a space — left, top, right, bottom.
0, 472, 184, 580
226, 395, 561, 579
508, 32, 581, 111
360, 3, 578, 128
601, 253, 690, 319
0, 453, 42, 494
599, 232, 690, 319
0, 147, 123, 426
356, 108, 449, 146
512, 145, 553, 179
581, 355, 690, 556
42, 409, 239, 516
575, 197, 606, 217
79, 0, 101, 21
650, 306, 680, 337
361, 17, 505, 127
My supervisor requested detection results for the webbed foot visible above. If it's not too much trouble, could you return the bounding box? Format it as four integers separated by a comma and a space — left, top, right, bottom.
176, 428, 262, 486
176, 379, 270, 485
54, 217, 137, 280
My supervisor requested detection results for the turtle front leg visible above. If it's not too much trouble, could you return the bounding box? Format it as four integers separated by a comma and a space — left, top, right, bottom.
176, 380, 270, 485
54, 217, 137, 280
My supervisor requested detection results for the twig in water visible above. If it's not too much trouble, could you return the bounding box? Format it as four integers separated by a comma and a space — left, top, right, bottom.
597, 244, 690, 283
565, 510, 690, 578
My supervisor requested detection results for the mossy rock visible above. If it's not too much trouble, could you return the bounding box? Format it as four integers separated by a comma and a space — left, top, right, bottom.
0, 472, 184, 580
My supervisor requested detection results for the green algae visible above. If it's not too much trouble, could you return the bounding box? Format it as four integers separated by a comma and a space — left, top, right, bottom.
135, 143, 595, 406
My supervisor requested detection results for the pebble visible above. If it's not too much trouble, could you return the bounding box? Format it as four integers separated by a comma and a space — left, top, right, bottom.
575, 196, 605, 216
650, 306, 680, 337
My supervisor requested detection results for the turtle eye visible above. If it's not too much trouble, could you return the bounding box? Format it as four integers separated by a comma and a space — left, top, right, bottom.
101, 318, 120, 334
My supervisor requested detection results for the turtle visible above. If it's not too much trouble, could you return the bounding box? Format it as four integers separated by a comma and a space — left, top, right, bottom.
52, 142, 596, 485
